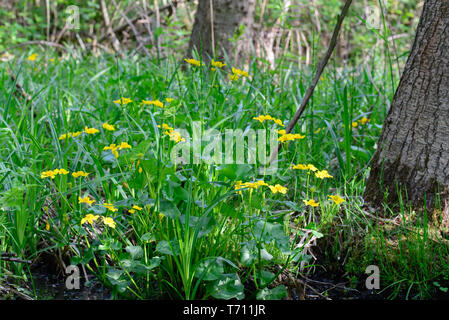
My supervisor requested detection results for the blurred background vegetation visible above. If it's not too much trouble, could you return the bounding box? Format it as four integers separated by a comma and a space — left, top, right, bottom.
0, 0, 421, 67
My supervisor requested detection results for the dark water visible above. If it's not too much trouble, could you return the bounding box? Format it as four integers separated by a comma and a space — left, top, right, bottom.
30, 261, 111, 300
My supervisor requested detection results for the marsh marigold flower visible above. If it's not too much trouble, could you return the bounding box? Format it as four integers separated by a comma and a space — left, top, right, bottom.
81, 214, 99, 225
211, 59, 226, 69
72, 171, 89, 178
142, 99, 164, 108
104, 203, 118, 212
113, 97, 133, 105
28, 53, 38, 61
84, 127, 99, 135
268, 184, 287, 194
315, 170, 333, 179
102, 216, 116, 229
303, 199, 319, 207
41, 170, 56, 179
129, 205, 143, 214
328, 195, 345, 205
185, 58, 204, 67
79, 196, 95, 205
102, 123, 115, 131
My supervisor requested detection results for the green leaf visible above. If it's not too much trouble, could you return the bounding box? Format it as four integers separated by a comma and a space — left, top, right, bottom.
155, 240, 180, 256
256, 285, 287, 300
209, 274, 245, 300
195, 258, 224, 281
125, 245, 143, 260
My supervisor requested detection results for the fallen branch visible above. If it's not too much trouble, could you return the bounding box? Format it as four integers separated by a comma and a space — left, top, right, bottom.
269, 0, 353, 165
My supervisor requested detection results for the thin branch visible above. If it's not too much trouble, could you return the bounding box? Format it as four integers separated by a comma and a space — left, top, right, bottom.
269, 0, 353, 165
100, 0, 123, 56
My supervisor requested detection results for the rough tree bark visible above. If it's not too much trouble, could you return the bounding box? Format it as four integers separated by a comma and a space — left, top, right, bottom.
187, 0, 255, 65
364, 0, 449, 212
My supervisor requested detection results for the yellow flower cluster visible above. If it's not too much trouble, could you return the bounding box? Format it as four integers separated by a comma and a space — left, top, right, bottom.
303, 199, 319, 207
235, 180, 287, 195
291, 164, 333, 179
103, 142, 132, 158
104, 202, 118, 212
40, 168, 69, 179
229, 67, 248, 81
277, 130, 305, 142
328, 195, 345, 205
59, 126, 100, 140
142, 99, 165, 108
113, 97, 133, 105
253, 115, 284, 126
79, 196, 95, 205
159, 123, 185, 143
41, 169, 89, 179
211, 59, 226, 71
81, 214, 116, 229
350, 117, 370, 128
129, 205, 143, 214
102, 123, 115, 131
185, 58, 204, 67
28, 53, 38, 61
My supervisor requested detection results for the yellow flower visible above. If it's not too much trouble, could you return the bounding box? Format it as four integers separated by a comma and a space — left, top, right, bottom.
315, 170, 333, 179
72, 131, 82, 138
53, 168, 69, 175
278, 133, 305, 142
352, 122, 358, 128
211, 59, 226, 69
84, 127, 99, 135
268, 184, 287, 194
28, 53, 38, 61
292, 164, 308, 170
360, 117, 370, 125
104, 144, 119, 158
232, 67, 248, 77
102, 123, 115, 131
228, 73, 239, 81
142, 99, 165, 108
138, 167, 143, 173
278, 129, 286, 135
45, 220, 50, 231
169, 131, 185, 143
78, 196, 95, 205
165, 98, 174, 103
129, 205, 143, 214
303, 199, 319, 207
118, 142, 132, 150
41, 170, 56, 179
307, 164, 318, 172
273, 118, 284, 126
81, 214, 99, 225
104, 203, 118, 212
184, 58, 204, 67
59, 133, 69, 140
328, 195, 345, 205
102, 216, 116, 229
72, 171, 89, 178
113, 97, 133, 105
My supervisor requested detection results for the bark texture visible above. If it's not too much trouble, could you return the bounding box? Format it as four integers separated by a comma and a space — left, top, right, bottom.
187, 0, 255, 65
364, 0, 449, 211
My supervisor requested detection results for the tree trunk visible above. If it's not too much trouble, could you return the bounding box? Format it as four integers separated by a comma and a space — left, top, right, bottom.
187, 0, 255, 65
364, 0, 449, 212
